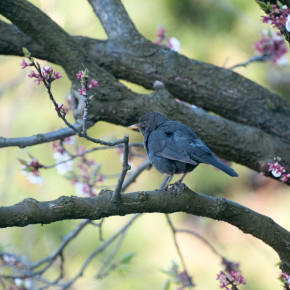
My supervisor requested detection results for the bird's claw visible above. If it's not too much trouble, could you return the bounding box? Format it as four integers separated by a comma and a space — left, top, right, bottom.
167, 181, 186, 192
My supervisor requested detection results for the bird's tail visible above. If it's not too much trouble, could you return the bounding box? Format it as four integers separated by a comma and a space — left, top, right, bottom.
206, 157, 238, 177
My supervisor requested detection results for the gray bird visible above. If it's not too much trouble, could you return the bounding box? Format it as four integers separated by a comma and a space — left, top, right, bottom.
128, 112, 238, 189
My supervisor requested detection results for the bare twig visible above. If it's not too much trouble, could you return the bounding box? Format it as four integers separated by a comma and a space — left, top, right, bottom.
96, 232, 126, 279
31, 219, 91, 270
175, 229, 224, 259
60, 214, 140, 289
121, 159, 151, 191
112, 135, 130, 201
228, 54, 272, 70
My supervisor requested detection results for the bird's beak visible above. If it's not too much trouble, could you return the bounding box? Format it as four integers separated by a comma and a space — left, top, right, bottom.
128, 123, 140, 131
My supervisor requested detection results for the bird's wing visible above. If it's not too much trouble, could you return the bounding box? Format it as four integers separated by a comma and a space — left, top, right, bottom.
147, 128, 198, 165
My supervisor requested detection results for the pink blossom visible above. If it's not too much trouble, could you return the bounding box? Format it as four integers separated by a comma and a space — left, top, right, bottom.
217, 259, 246, 289
88, 79, 99, 89
280, 272, 290, 289
41, 66, 53, 80
52, 71, 62, 80
28, 70, 42, 85
55, 104, 64, 111
78, 87, 86, 96
280, 173, 290, 183
156, 26, 166, 39
268, 162, 285, 177
74, 182, 95, 197
76, 70, 84, 79
20, 158, 43, 185
63, 136, 75, 145
20, 59, 29, 69
98, 175, 105, 183
217, 271, 246, 289
254, 30, 287, 65
261, 5, 290, 30
154, 24, 180, 51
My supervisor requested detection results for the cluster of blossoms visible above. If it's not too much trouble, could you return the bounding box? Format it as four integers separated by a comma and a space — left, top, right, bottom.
163, 261, 194, 290
268, 157, 290, 184
260, 3, 290, 32
52, 138, 105, 197
216, 259, 246, 289
52, 137, 74, 175
280, 272, 290, 289
71, 146, 104, 197
0, 254, 33, 289
19, 157, 43, 185
253, 30, 288, 65
21, 60, 62, 85
154, 24, 180, 52
76, 69, 98, 96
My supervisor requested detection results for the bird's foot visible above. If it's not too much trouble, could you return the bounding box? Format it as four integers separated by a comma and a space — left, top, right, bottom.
167, 181, 186, 192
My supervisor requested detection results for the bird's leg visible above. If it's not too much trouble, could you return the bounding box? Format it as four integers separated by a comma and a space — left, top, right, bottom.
162, 175, 173, 190
168, 173, 188, 189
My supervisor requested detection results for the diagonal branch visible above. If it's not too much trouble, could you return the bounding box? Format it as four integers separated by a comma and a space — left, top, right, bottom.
88, 0, 139, 39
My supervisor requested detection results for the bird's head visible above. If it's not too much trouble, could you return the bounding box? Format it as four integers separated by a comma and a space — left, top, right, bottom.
128, 112, 169, 136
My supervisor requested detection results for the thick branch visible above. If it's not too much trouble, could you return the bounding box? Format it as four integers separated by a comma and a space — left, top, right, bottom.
0, 187, 289, 272
87, 87, 290, 171
2, 26, 289, 143
88, 0, 139, 39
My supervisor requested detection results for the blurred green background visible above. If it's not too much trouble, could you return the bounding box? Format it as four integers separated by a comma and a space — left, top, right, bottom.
0, 0, 290, 289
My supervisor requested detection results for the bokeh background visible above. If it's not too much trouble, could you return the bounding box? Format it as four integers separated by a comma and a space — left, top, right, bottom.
0, 0, 290, 289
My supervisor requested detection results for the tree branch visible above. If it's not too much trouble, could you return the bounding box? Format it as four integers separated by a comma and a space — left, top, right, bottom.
0, 187, 289, 271
1, 6, 289, 143
0, 123, 81, 148
88, 87, 290, 172
88, 0, 139, 39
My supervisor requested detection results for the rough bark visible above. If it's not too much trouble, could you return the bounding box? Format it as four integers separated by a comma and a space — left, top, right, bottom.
0, 187, 289, 272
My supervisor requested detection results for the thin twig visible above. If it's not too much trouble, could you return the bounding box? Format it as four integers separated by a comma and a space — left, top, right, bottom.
31, 219, 90, 270
96, 232, 126, 279
60, 213, 140, 289
121, 159, 151, 191
228, 54, 272, 70
175, 229, 224, 259
112, 135, 130, 201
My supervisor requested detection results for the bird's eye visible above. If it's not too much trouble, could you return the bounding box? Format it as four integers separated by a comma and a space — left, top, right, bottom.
141, 122, 146, 129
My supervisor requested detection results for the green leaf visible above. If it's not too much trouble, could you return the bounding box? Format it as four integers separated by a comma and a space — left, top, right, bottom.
162, 279, 171, 290
18, 158, 27, 165
119, 252, 135, 264
277, 1, 283, 8
22, 47, 31, 57
84, 68, 89, 77
255, 0, 268, 9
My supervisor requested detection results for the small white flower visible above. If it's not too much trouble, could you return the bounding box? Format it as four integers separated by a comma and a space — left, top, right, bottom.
26, 174, 43, 185
285, 14, 290, 32
74, 182, 91, 197
21, 166, 43, 185
24, 278, 33, 289
168, 37, 180, 52
276, 55, 288, 66
63, 136, 75, 145
3, 254, 16, 265
271, 168, 282, 177
282, 5, 288, 9
53, 151, 73, 175
15, 278, 23, 287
